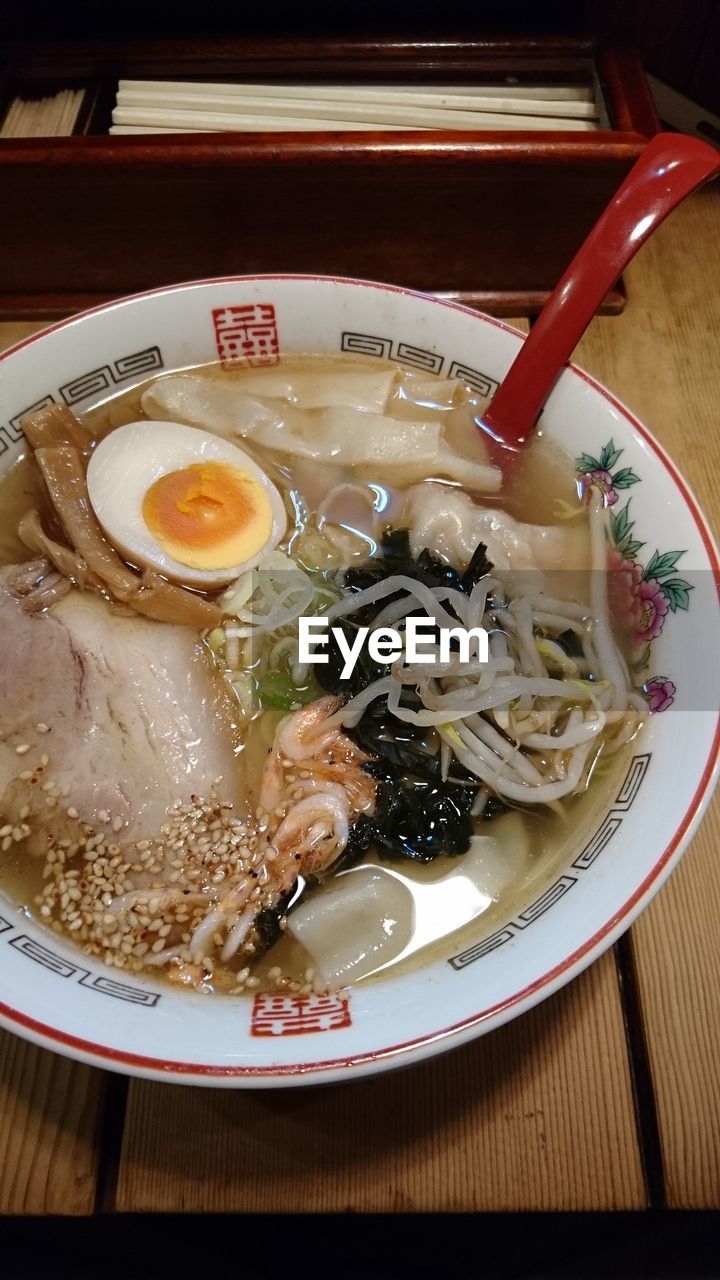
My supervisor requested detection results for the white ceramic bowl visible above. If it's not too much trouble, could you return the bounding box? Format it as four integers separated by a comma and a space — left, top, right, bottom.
1, 275, 718, 1087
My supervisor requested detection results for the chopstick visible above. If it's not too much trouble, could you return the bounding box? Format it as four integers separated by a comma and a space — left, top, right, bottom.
1, 88, 84, 138
119, 79, 596, 104
112, 108, 422, 132
117, 85, 599, 120
110, 124, 218, 134
111, 79, 601, 135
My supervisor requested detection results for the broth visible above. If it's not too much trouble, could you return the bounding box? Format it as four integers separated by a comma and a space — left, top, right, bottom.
0, 354, 642, 994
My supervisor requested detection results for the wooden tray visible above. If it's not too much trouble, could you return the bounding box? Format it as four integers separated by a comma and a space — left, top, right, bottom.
0, 35, 659, 319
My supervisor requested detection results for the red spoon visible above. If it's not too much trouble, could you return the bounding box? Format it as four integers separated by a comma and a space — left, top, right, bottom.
478, 132, 720, 459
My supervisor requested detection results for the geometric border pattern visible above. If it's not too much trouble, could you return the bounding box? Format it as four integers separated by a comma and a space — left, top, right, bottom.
59, 346, 164, 406
572, 815, 624, 871
10, 934, 84, 978
447, 359, 499, 398
340, 331, 392, 360
446, 926, 514, 969
613, 753, 651, 810
1, 395, 57, 458
0, 346, 165, 459
514, 875, 576, 928
9, 393, 57, 435
78, 973, 161, 1006
449, 751, 653, 971
1, 928, 160, 1007
340, 331, 497, 389
395, 341, 443, 374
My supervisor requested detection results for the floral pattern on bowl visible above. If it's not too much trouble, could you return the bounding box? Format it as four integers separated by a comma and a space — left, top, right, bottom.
576, 439, 692, 712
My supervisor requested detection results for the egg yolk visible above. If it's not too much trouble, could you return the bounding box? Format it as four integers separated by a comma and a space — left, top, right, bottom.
142, 461, 273, 570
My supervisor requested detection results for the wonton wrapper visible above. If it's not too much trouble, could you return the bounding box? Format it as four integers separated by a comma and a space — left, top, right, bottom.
204, 366, 397, 411
142, 374, 501, 492
288, 813, 529, 988
403, 482, 591, 572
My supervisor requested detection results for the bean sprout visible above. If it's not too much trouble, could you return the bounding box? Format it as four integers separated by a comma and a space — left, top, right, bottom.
323, 497, 640, 808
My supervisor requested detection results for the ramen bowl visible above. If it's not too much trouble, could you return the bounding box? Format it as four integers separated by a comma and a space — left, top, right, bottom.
0, 275, 718, 1087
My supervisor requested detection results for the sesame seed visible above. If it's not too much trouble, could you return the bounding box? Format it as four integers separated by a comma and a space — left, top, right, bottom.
15, 743, 30, 756
30, 769, 336, 995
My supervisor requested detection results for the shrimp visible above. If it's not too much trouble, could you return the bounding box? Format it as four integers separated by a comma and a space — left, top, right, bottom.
187, 697, 378, 965
260, 694, 376, 814
274, 693, 345, 761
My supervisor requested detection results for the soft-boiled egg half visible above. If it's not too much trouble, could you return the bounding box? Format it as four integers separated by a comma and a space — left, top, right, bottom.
86, 420, 287, 588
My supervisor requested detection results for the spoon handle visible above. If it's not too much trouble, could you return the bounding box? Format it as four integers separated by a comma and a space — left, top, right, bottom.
481, 132, 720, 450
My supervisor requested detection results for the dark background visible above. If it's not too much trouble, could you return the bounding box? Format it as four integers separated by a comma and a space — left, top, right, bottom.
3, 0, 719, 112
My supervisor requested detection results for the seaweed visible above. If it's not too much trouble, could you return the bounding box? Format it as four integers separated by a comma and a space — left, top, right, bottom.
352, 692, 475, 787
315, 527, 493, 703
333, 814, 376, 872
358, 758, 476, 863
342, 526, 492, 603
312, 525, 507, 862
315, 617, 389, 700
556, 627, 585, 659
480, 794, 510, 822
459, 539, 494, 592
253, 886, 297, 952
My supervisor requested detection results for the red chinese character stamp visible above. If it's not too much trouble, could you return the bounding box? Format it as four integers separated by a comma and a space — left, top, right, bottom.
251, 992, 351, 1037
212, 303, 279, 368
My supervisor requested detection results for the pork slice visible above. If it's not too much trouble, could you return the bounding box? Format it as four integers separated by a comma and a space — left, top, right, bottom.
0, 569, 245, 840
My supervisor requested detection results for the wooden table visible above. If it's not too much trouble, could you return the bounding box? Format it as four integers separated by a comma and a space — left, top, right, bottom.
0, 186, 718, 1220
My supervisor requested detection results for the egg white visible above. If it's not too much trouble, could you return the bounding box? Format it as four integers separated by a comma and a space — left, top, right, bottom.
86, 420, 287, 588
